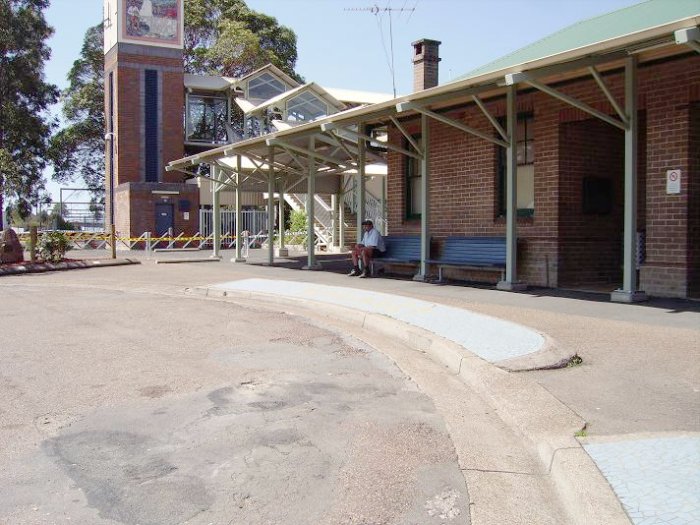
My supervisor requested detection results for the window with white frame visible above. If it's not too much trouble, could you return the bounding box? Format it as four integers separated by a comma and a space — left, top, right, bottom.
405, 136, 422, 219
286, 91, 328, 122
248, 72, 285, 103
498, 113, 534, 217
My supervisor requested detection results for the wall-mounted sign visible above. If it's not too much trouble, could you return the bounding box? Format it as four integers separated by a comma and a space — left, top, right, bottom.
666, 169, 681, 194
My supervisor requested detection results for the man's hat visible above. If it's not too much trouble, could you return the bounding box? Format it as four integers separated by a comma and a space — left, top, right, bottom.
361, 219, 373, 226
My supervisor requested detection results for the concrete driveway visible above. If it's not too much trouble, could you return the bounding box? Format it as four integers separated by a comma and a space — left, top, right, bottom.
3, 249, 698, 525
1, 282, 471, 524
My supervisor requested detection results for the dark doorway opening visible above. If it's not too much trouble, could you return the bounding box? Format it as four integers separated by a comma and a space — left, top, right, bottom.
155, 203, 174, 236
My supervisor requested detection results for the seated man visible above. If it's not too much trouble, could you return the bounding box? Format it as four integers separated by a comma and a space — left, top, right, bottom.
348, 220, 385, 278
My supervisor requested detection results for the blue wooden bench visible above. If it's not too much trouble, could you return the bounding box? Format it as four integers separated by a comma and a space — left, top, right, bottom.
366, 234, 422, 276
426, 236, 506, 282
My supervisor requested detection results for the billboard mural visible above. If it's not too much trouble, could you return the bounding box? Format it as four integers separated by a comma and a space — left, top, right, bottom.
122, 0, 181, 45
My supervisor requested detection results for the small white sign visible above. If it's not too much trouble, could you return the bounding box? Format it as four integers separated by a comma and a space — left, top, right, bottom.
666, 170, 681, 194
183, 212, 190, 220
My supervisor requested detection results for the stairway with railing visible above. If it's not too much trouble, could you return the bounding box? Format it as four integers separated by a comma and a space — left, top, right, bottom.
281, 185, 385, 250
343, 189, 384, 234
284, 193, 336, 248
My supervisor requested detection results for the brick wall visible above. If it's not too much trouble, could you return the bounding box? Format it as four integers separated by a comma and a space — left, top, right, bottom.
105, 44, 186, 236
115, 183, 199, 240
686, 102, 700, 298
558, 119, 624, 286
639, 55, 699, 297
385, 53, 698, 295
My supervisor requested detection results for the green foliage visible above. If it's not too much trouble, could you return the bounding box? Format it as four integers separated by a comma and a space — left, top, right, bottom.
184, 0, 301, 81
48, 23, 104, 194
8, 198, 78, 231
285, 209, 313, 247
288, 209, 307, 232
37, 230, 70, 262
0, 0, 59, 229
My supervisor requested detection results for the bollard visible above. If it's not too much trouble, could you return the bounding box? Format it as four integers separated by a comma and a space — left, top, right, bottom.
145, 231, 152, 255
30, 226, 37, 263
110, 224, 116, 259
243, 230, 250, 258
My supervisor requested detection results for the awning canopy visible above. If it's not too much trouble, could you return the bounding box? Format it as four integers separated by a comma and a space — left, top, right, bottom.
169, 8, 698, 179
168, 2, 698, 298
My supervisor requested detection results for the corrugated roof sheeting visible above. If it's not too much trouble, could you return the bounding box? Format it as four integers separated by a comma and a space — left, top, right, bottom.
455, 0, 700, 81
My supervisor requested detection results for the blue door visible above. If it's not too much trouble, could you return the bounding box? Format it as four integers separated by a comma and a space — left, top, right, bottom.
155, 203, 174, 236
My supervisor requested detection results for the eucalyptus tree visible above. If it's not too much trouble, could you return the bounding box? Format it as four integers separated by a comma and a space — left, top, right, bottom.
185, 0, 301, 81
48, 23, 104, 194
0, 0, 59, 229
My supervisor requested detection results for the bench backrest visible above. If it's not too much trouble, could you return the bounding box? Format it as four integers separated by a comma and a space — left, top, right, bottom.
383, 235, 422, 260
439, 236, 506, 266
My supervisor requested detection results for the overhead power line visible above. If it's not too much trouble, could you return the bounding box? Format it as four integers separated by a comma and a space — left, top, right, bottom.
345, 4, 416, 97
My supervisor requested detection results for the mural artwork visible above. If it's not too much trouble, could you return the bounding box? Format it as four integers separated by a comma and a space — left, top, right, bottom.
123, 0, 179, 43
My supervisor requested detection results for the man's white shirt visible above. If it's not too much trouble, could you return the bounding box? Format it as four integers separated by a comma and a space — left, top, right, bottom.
361, 228, 385, 252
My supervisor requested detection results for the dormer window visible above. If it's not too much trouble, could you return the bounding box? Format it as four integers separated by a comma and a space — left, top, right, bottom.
248, 72, 285, 103
286, 91, 328, 122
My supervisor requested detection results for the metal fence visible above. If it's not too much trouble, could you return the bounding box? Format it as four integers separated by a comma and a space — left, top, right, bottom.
199, 209, 268, 238
14, 209, 269, 253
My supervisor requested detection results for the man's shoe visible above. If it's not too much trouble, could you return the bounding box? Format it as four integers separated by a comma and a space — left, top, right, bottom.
359, 270, 370, 278
348, 268, 360, 276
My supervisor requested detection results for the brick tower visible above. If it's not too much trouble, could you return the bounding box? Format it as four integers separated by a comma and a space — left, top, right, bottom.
103, 0, 198, 239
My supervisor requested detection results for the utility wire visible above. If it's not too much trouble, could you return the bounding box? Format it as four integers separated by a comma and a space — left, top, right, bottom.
345, 3, 416, 97
406, 0, 420, 23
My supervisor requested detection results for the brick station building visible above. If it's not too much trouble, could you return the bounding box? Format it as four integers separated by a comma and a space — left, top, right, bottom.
167, 0, 699, 300
378, 0, 700, 300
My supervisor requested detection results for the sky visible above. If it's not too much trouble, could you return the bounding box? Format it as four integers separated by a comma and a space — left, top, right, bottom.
42, 0, 642, 201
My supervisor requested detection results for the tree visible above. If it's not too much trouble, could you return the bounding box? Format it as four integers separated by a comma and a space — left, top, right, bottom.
49, 0, 301, 202
48, 23, 104, 193
0, 0, 59, 230
185, 0, 301, 81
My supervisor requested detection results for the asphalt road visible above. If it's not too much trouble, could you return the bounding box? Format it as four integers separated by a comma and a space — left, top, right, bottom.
0, 281, 469, 524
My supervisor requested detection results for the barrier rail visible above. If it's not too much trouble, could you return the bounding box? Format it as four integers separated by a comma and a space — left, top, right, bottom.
16, 229, 269, 253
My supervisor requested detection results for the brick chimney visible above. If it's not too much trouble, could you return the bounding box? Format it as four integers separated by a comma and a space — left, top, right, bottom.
412, 38, 441, 91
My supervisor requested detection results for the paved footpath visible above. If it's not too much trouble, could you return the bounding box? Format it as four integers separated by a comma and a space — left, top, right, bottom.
3, 249, 699, 524
205, 266, 700, 525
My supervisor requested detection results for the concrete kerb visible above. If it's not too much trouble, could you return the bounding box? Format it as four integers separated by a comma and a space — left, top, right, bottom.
155, 257, 222, 264
189, 285, 630, 525
0, 258, 140, 276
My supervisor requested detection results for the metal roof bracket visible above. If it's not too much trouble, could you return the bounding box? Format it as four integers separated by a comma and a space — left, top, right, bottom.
472, 95, 508, 143
399, 101, 509, 148
389, 116, 423, 155
266, 138, 348, 168
323, 122, 422, 160
588, 66, 629, 127
523, 78, 627, 130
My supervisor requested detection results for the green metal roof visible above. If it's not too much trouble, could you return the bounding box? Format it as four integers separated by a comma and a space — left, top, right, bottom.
453, 0, 700, 81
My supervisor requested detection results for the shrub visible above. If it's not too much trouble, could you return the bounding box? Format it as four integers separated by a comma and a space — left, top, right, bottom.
289, 210, 307, 232
38, 231, 70, 262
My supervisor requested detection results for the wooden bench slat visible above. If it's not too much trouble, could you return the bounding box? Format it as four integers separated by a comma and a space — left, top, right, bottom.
368, 235, 422, 276
430, 236, 507, 282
